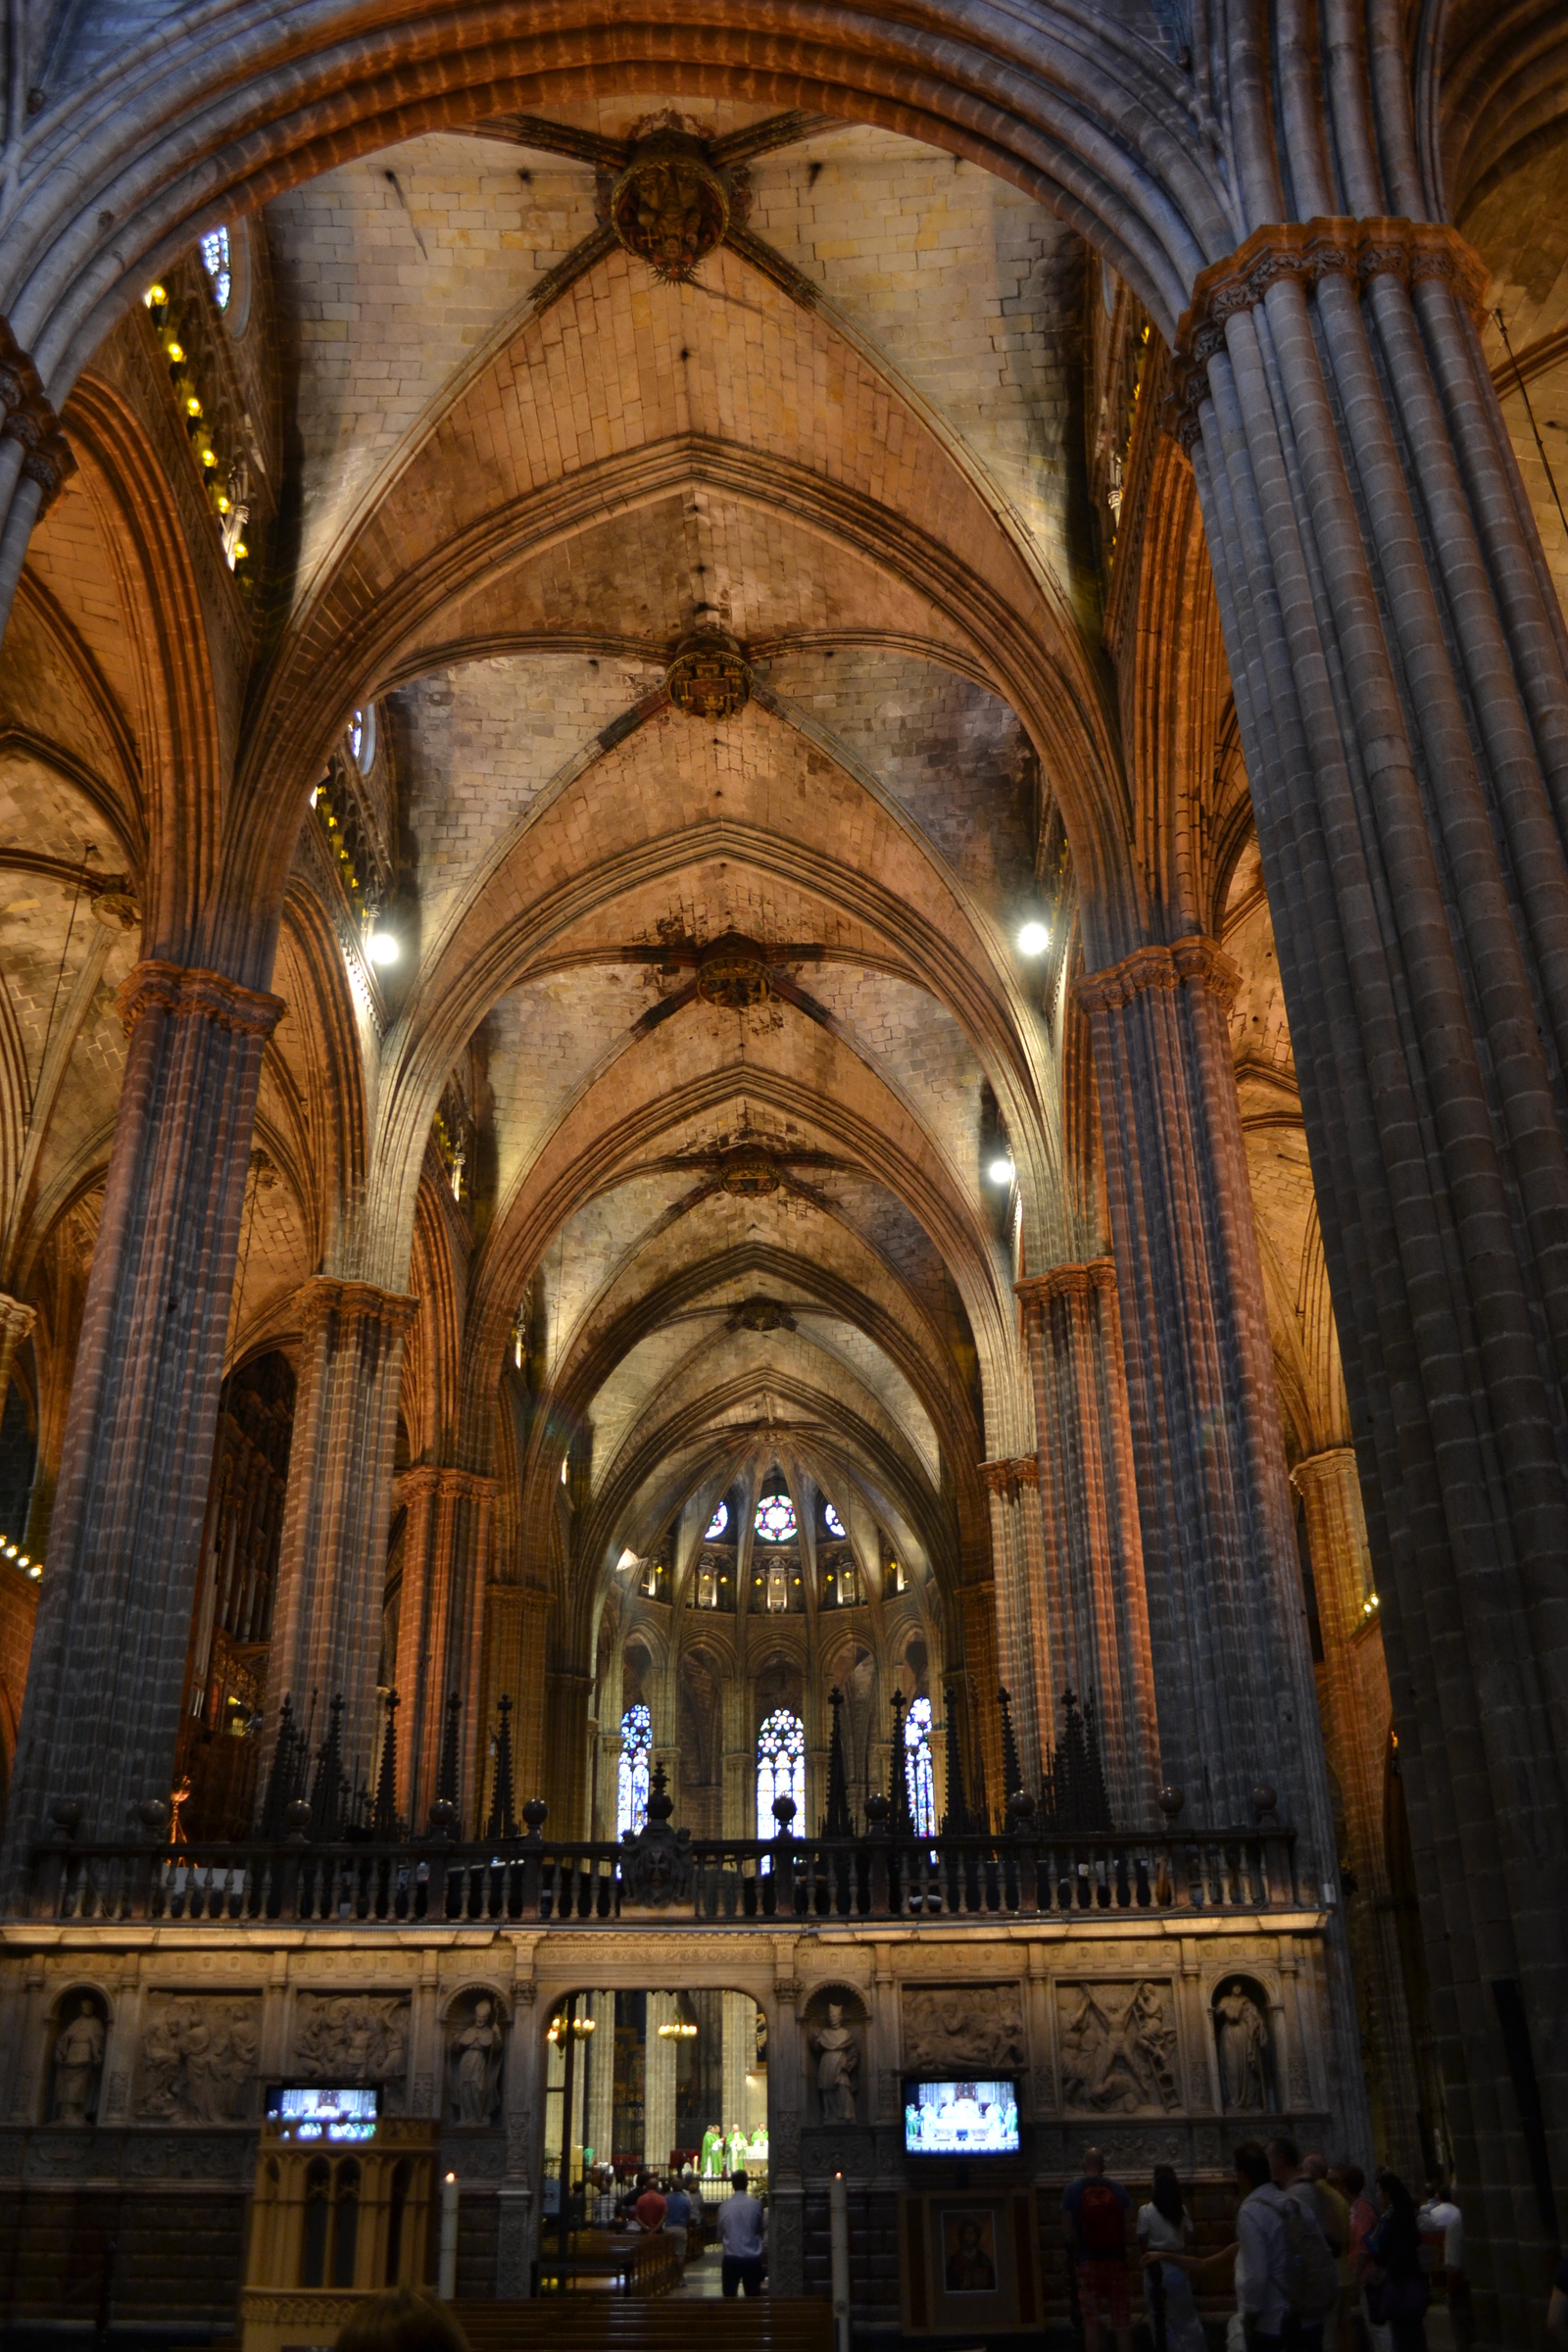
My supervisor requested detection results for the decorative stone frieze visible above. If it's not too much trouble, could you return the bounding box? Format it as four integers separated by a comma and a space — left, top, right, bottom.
1163, 218, 1490, 449
116, 958, 283, 1039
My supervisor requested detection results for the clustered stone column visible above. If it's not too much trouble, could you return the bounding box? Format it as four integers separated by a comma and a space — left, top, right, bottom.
391, 1464, 495, 1831
976, 1454, 1044, 1772
1178, 218, 1568, 2306
480, 1581, 553, 1821
0, 961, 281, 1870
1075, 938, 1329, 1843
1294, 1447, 1423, 2173
1015, 1260, 1158, 1820
265, 1275, 416, 1797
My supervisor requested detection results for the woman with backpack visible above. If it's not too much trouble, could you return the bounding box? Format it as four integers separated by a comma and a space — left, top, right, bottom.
1136, 2168, 1207, 2352
1364, 2173, 1430, 2352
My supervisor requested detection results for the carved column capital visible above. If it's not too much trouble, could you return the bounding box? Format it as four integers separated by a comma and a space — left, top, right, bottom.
1164, 217, 1488, 450
0, 1293, 36, 1348
1291, 1445, 1360, 1497
1015, 1258, 1118, 1320
117, 959, 284, 1042
978, 1454, 1038, 1501
0, 317, 75, 506
1074, 935, 1239, 1018
296, 1274, 418, 1337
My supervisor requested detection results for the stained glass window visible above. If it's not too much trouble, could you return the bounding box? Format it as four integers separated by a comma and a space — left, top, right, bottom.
823, 1501, 846, 1537
757, 1707, 805, 1834
200, 225, 231, 311
705, 1499, 729, 1539
755, 1490, 796, 1543
905, 1695, 936, 1837
616, 1702, 652, 1837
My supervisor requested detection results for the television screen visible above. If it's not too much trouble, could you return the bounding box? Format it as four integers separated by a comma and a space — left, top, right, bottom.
904, 2080, 1019, 2155
267, 2084, 378, 2140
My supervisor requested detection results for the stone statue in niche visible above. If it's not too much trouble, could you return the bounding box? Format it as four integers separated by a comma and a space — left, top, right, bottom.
1059, 1982, 1181, 2114
50, 1993, 106, 2124
902, 1984, 1025, 2076
136, 1996, 258, 2124
1213, 1981, 1270, 2110
448, 1993, 506, 2126
808, 2000, 862, 2123
292, 1994, 410, 2110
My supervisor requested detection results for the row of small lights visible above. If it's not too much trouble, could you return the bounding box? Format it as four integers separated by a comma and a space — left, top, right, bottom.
2, 1539, 40, 1581
987, 920, 1052, 1187
141, 285, 249, 564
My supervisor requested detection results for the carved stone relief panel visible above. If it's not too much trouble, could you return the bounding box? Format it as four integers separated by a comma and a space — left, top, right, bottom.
1058, 1981, 1181, 2114
135, 1995, 260, 2124
900, 1984, 1026, 2077
291, 1994, 410, 2114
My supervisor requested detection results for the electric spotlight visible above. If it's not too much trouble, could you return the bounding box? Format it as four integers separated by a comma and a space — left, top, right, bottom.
988, 1156, 1015, 1186
1018, 921, 1050, 956
368, 930, 400, 967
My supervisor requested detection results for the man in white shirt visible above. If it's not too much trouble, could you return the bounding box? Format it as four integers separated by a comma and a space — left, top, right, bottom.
1419, 2181, 1472, 2352
717, 2168, 767, 2297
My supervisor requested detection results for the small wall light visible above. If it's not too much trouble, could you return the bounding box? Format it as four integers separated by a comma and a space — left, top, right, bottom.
987, 1156, 1015, 1186
368, 930, 400, 966
1017, 921, 1050, 955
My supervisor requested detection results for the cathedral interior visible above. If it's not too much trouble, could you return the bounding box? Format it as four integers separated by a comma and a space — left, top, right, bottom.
0, 0, 1562, 2345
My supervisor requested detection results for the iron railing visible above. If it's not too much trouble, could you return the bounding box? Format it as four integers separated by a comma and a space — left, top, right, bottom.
24, 1823, 1302, 1927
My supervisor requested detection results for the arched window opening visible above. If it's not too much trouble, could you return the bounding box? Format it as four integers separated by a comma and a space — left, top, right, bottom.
824, 1501, 846, 1537
200, 224, 231, 310
905, 1695, 936, 1837
757, 1707, 805, 1834
705, 1498, 729, 1538
617, 1702, 652, 1837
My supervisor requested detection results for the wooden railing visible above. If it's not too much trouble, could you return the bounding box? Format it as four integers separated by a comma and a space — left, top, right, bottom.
23, 1822, 1302, 1927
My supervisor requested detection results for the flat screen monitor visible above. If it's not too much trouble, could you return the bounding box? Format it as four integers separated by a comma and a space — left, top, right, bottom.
266, 2084, 379, 2140
903, 2079, 1019, 2156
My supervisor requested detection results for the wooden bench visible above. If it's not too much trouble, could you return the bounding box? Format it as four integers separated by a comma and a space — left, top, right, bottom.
529, 2229, 680, 2296
458, 2295, 833, 2352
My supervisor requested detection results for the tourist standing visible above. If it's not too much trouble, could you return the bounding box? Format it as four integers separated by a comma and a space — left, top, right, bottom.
1417, 2181, 1471, 2352
1364, 2174, 1428, 2352
717, 2169, 767, 2297
1063, 2147, 1134, 2352
1233, 2142, 1290, 2349
663, 2178, 693, 2281
1135, 2167, 1205, 2352
1301, 2158, 1350, 2351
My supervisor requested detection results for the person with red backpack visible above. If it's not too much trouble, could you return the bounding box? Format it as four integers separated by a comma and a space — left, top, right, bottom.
1063, 2147, 1134, 2352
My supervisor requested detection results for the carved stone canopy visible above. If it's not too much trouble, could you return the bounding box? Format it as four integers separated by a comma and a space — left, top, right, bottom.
665, 625, 753, 720
719, 1145, 782, 1197
697, 932, 771, 1009
612, 132, 731, 279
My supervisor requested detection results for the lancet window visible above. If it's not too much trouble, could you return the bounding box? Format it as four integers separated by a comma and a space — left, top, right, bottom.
616, 1702, 652, 1837
906, 1695, 936, 1837
757, 1707, 805, 1833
